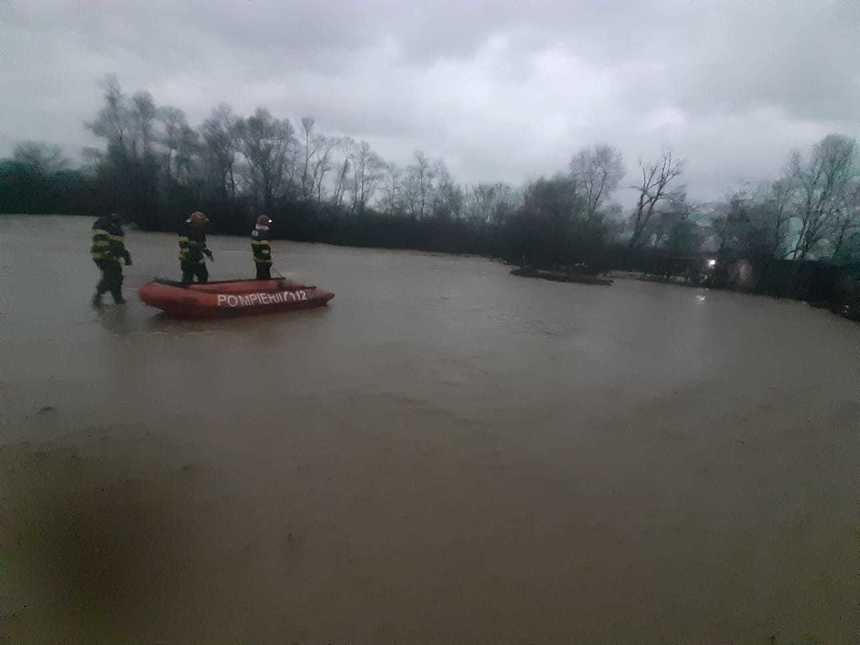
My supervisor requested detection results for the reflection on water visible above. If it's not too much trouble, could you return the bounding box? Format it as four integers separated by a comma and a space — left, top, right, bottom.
1, 216, 858, 644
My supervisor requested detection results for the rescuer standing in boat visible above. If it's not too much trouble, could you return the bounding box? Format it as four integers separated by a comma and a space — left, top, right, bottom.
179, 211, 213, 284
90, 212, 132, 307
251, 214, 273, 280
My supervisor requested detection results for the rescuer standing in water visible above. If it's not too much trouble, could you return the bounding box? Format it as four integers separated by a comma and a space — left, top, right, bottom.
90, 212, 132, 306
179, 211, 213, 284
251, 214, 273, 280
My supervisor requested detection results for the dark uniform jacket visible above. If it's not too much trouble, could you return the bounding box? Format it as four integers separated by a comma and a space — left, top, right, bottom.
90, 217, 130, 264
178, 224, 210, 266
251, 225, 272, 265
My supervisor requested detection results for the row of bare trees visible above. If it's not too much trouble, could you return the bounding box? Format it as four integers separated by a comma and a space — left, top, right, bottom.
707, 134, 860, 264
80, 76, 481, 226
4, 76, 860, 267
787, 134, 858, 260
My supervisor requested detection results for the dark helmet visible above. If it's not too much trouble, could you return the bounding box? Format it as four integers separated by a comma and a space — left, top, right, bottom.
256, 214, 272, 226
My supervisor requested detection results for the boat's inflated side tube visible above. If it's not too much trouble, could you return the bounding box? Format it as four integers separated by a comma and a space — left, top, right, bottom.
139, 278, 334, 318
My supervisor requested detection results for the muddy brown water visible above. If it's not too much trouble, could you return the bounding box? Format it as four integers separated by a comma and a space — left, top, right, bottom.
0, 215, 857, 644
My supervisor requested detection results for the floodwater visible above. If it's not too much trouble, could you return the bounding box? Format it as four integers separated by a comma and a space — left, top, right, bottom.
0, 215, 857, 644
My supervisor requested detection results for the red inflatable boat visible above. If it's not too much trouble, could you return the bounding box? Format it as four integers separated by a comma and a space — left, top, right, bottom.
139, 278, 334, 319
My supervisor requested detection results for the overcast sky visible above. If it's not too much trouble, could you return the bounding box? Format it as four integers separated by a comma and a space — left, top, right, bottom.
1, 0, 858, 203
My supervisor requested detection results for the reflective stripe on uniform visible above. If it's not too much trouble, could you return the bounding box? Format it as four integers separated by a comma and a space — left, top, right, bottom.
180, 229, 208, 262
92, 230, 113, 258
178, 235, 189, 260
251, 237, 272, 266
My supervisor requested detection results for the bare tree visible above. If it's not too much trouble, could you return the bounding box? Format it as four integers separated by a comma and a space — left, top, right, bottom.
85, 75, 161, 228
464, 183, 518, 224
12, 141, 68, 175
789, 134, 857, 259
296, 118, 341, 203
158, 106, 189, 180
174, 124, 200, 185
629, 151, 684, 249
708, 182, 796, 260
86, 74, 129, 150
378, 162, 403, 214
430, 159, 463, 218
652, 192, 692, 249
129, 91, 157, 157
332, 137, 355, 207
828, 179, 860, 259
710, 190, 750, 255
569, 144, 624, 219
299, 116, 316, 200
402, 151, 435, 219
84, 79, 160, 166
757, 177, 796, 258
311, 135, 340, 203
89, 85, 156, 160
200, 104, 239, 199
235, 108, 297, 212
349, 140, 385, 212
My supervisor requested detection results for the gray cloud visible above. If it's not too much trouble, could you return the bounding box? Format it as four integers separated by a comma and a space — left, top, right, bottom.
1, 0, 858, 204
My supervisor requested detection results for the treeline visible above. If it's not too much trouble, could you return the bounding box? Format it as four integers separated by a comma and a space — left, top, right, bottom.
2, 75, 860, 270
